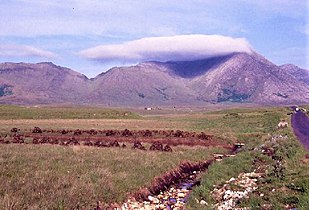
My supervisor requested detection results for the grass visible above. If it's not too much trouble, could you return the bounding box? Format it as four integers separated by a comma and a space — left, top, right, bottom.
0, 144, 224, 209
0, 105, 139, 120
0, 104, 308, 209
0, 106, 287, 139
186, 106, 309, 210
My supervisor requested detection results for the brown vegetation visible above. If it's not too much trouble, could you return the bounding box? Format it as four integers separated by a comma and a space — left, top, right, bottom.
0, 127, 231, 151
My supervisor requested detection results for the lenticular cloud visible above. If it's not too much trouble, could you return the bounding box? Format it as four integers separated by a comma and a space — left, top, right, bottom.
0, 44, 57, 59
79, 34, 253, 62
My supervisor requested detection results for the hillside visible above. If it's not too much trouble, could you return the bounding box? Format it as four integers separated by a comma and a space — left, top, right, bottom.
0, 62, 90, 104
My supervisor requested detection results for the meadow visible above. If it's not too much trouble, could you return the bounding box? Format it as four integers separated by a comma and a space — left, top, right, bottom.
0, 105, 308, 209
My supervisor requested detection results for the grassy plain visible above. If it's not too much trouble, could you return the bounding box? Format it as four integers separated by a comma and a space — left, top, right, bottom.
0, 105, 308, 209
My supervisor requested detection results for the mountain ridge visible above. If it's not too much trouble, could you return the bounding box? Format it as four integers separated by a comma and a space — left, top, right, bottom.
0, 52, 308, 106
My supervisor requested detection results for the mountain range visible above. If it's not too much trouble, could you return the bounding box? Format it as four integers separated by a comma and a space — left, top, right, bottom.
0, 52, 308, 106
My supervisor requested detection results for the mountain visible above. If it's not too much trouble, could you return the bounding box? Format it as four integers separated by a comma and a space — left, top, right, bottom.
0, 52, 308, 106
90, 63, 197, 106
279, 64, 309, 85
0, 62, 90, 104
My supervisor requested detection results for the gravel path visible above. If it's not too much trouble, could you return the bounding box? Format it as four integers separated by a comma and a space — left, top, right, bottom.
291, 110, 309, 150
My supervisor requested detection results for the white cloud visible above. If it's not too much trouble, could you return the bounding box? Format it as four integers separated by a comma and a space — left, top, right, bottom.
0, 44, 58, 59
79, 34, 253, 62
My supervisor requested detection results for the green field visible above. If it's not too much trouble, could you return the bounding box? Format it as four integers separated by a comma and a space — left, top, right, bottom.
0, 105, 308, 209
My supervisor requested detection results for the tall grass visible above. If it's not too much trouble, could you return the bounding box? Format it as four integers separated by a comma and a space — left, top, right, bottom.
0, 144, 224, 209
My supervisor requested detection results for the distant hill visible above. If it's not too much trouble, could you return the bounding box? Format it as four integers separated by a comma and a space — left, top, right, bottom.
0, 52, 308, 106
280, 64, 309, 85
0, 62, 90, 105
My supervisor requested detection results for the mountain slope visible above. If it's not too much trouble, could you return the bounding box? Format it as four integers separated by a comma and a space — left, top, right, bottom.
90, 63, 196, 106
0, 62, 90, 104
186, 53, 309, 104
280, 64, 309, 85
0, 52, 308, 106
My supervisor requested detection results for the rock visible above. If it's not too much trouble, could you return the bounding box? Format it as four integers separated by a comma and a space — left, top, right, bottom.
119, 164, 202, 209
159, 204, 165, 209
211, 171, 262, 209
147, 195, 153, 201
147, 195, 158, 203
153, 198, 160, 204
177, 192, 185, 198
148, 196, 159, 204
174, 203, 183, 208
200, 200, 208, 205
157, 194, 164, 199
229, 177, 236, 182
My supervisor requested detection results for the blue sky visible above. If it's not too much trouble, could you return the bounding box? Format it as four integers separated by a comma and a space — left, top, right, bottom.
0, 0, 308, 78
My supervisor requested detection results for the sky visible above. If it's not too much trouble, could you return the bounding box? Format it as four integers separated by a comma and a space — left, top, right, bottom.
0, 0, 308, 78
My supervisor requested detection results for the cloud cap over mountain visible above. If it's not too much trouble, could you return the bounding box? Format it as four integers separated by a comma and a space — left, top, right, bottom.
79, 34, 253, 62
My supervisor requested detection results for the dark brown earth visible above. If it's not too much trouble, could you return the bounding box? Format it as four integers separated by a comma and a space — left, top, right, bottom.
0, 127, 232, 149
133, 159, 215, 201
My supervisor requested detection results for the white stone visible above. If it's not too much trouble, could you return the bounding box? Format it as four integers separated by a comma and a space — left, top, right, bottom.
180, 189, 189, 193
159, 204, 165, 209
229, 177, 236, 182
177, 192, 186, 198
152, 198, 160, 204
157, 194, 164, 199
200, 200, 208, 205
147, 195, 154, 201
